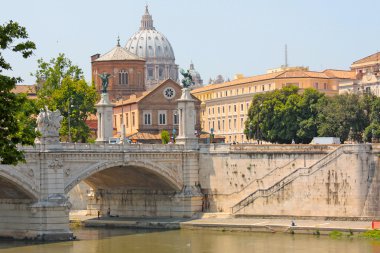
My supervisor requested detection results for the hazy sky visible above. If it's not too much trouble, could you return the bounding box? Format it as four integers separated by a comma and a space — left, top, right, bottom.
2, 0, 380, 85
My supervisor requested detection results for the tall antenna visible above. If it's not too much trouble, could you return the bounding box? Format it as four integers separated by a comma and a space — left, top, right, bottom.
285, 44, 288, 68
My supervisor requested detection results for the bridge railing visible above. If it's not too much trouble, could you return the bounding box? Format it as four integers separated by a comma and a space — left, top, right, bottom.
20, 143, 186, 152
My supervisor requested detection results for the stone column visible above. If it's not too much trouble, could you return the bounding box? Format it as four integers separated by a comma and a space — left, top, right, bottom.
176, 88, 198, 149
96, 93, 114, 143
174, 88, 202, 217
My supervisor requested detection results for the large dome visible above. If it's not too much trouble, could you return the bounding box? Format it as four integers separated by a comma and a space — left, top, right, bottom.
125, 6, 178, 89
125, 29, 175, 62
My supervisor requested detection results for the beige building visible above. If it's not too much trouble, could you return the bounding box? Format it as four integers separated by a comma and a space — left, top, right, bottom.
191, 68, 355, 144
339, 52, 380, 95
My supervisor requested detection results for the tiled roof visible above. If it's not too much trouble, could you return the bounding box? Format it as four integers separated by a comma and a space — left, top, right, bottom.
11, 85, 36, 94
191, 69, 355, 94
323, 69, 356, 79
95, 45, 144, 62
114, 79, 182, 106
192, 72, 283, 93
352, 52, 380, 65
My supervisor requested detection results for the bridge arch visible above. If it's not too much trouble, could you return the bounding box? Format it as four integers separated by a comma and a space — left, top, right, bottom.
0, 169, 39, 200
65, 160, 183, 194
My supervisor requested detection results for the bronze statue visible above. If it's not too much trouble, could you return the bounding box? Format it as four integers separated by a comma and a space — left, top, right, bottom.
98, 72, 111, 93
180, 69, 194, 88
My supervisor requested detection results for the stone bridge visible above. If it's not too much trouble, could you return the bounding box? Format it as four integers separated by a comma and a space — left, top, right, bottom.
0, 143, 201, 240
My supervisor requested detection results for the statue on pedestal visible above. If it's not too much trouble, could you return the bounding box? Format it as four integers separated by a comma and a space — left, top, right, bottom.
98, 72, 111, 93
35, 106, 63, 144
180, 69, 194, 88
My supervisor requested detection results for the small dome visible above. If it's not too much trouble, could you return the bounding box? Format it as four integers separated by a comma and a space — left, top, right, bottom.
95, 41, 144, 62
188, 62, 203, 87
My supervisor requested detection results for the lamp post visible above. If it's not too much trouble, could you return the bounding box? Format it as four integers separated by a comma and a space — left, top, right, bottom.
249, 122, 254, 143
257, 103, 262, 145
68, 97, 73, 143
118, 97, 126, 144
172, 128, 177, 143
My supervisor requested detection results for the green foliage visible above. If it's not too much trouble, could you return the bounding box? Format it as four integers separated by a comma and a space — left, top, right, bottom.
329, 230, 344, 239
245, 86, 323, 144
35, 55, 98, 142
245, 85, 380, 144
359, 229, 380, 240
0, 20, 37, 165
161, 130, 170, 144
317, 93, 369, 143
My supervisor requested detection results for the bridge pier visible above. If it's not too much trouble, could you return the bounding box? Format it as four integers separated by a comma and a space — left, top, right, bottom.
27, 148, 73, 240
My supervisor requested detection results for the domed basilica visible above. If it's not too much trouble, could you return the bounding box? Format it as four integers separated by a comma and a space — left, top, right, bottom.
92, 6, 179, 100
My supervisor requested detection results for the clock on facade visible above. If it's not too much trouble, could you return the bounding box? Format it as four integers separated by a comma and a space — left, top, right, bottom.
163, 87, 175, 99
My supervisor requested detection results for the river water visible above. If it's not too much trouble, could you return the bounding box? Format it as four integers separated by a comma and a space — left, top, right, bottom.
0, 228, 378, 253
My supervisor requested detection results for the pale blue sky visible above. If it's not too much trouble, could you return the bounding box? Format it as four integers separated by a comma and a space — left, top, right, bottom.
2, 0, 380, 84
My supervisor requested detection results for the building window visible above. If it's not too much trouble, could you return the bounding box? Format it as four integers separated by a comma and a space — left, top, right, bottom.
236, 89, 239, 95
240, 117, 244, 128
119, 114, 123, 126
262, 85, 265, 91
314, 83, 319, 89
218, 107, 220, 114
234, 105, 237, 112
113, 115, 116, 128
208, 108, 210, 115
222, 120, 225, 130
222, 106, 225, 113
240, 104, 243, 111
234, 119, 237, 129
126, 113, 129, 128
255, 86, 257, 92
143, 112, 152, 125
212, 108, 214, 114
138, 72, 142, 86
212, 121, 215, 129
218, 120, 220, 130
173, 110, 179, 125
229, 105, 231, 112
249, 87, 251, 93
119, 70, 128, 85
158, 111, 167, 125
324, 83, 327, 90
225, 91, 228, 96
159, 67, 165, 80
148, 68, 154, 80
132, 112, 135, 127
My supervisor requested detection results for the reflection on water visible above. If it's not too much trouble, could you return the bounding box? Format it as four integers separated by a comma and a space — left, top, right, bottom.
0, 228, 379, 253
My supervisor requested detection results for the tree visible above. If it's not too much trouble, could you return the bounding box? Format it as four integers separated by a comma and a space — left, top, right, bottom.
363, 95, 380, 142
296, 88, 325, 143
34, 54, 98, 142
0, 20, 37, 164
245, 86, 325, 144
161, 130, 170, 144
33, 53, 83, 108
317, 93, 369, 143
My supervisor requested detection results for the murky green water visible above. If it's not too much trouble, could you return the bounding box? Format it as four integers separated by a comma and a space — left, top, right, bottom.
0, 228, 378, 253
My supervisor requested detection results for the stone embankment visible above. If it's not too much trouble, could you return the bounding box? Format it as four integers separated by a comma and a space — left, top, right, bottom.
70, 212, 373, 235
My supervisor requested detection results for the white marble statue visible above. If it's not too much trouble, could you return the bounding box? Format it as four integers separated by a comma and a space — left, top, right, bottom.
35, 106, 63, 144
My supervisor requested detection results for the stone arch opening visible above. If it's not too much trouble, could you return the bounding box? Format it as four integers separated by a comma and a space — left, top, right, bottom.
0, 171, 38, 200
66, 161, 183, 217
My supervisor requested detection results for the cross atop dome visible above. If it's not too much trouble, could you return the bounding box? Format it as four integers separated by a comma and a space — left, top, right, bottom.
140, 5, 155, 30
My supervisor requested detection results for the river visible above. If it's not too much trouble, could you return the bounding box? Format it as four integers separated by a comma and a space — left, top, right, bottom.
0, 228, 378, 253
